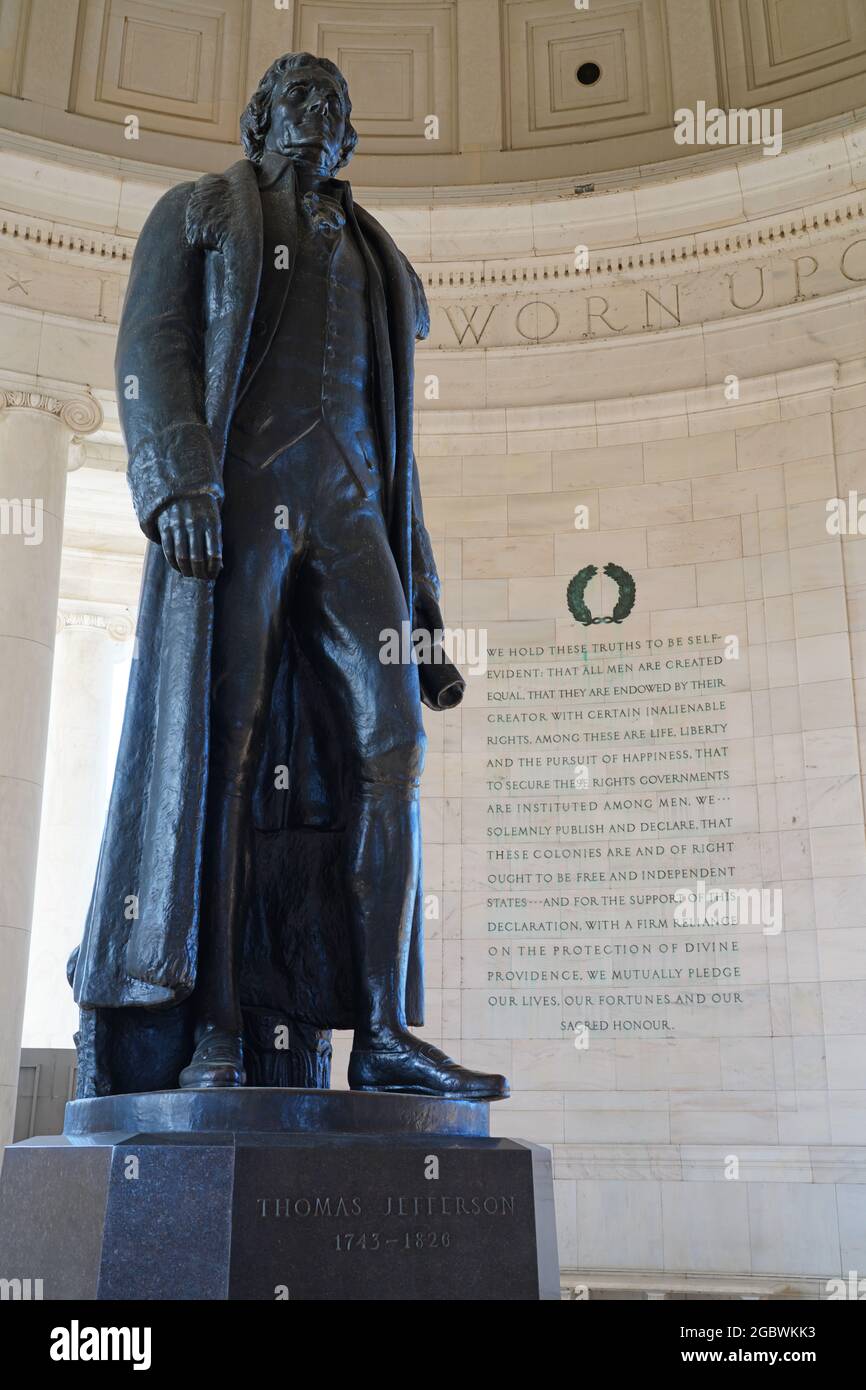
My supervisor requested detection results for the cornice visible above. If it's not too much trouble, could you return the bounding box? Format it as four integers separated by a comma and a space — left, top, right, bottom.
418, 193, 866, 296
2, 186, 865, 313
0, 117, 864, 262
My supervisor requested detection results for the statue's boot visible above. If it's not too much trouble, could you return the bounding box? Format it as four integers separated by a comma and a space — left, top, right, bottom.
179, 1025, 246, 1089
346, 785, 509, 1100
349, 1031, 509, 1099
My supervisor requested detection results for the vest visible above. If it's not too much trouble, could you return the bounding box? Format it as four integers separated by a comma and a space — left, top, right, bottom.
229, 176, 379, 475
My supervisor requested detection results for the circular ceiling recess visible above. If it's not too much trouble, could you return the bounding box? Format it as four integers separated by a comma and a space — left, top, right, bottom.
576, 62, 602, 86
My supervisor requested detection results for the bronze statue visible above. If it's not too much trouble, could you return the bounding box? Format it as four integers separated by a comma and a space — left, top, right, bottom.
70, 52, 508, 1102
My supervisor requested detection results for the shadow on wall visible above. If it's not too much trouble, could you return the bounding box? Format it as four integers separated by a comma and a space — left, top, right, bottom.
14, 1050, 77, 1142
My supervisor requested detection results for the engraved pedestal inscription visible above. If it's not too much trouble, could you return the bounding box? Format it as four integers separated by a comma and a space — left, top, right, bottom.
230, 1135, 552, 1300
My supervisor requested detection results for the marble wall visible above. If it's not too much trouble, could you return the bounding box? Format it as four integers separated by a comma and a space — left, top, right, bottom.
399, 362, 866, 1288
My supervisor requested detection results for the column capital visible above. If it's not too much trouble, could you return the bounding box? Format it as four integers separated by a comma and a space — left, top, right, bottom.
0, 376, 103, 436
57, 604, 135, 644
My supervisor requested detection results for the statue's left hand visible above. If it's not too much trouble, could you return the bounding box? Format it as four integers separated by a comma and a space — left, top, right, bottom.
157, 495, 223, 580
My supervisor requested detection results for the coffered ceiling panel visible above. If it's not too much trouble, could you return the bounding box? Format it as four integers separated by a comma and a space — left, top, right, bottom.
294, 0, 457, 154
503, 0, 673, 149
70, 0, 250, 141
715, 0, 866, 104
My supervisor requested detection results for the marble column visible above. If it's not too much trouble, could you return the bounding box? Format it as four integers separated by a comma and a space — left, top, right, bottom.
0, 385, 102, 1151
23, 605, 134, 1053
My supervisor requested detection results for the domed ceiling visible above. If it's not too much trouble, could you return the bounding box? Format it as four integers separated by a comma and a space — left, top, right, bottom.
0, 0, 864, 185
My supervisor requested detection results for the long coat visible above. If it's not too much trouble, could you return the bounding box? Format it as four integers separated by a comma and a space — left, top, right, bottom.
72, 158, 457, 1028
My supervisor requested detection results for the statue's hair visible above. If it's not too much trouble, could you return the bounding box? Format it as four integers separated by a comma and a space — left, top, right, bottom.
240, 52, 358, 169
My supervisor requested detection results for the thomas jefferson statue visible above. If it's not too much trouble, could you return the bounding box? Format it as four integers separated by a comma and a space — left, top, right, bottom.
71, 53, 508, 1101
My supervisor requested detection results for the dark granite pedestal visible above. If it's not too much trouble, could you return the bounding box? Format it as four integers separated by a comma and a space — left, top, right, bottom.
0, 1088, 559, 1300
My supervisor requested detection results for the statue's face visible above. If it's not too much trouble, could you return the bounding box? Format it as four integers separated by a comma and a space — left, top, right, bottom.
263, 65, 348, 174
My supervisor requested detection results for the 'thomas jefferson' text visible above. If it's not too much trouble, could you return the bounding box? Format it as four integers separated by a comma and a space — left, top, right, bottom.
257, 1194, 516, 1217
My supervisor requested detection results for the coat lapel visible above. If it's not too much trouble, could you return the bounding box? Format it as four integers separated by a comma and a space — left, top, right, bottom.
200, 159, 264, 455
344, 188, 398, 502
352, 200, 418, 606
234, 162, 298, 408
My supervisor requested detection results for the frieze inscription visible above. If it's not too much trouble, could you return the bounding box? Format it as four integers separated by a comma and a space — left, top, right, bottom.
424, 234, 866, 348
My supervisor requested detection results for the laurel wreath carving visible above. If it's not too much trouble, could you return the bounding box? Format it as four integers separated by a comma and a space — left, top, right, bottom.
605, 562, 636, 622
566, 562, 637, 625
566, 565, 597, 625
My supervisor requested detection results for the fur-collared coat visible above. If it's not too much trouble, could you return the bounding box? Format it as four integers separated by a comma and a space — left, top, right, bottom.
72, 159, 458, 1029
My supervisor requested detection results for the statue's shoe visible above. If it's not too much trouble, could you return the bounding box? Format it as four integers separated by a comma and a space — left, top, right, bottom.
349, 1039, 509, 1100
178, 1030, 246, 1089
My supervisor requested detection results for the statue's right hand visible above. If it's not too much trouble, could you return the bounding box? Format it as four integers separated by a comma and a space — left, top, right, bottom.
157, 496, 223, 580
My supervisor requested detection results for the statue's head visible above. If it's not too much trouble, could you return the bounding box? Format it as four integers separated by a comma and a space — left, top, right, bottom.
240, 52, 358, 175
